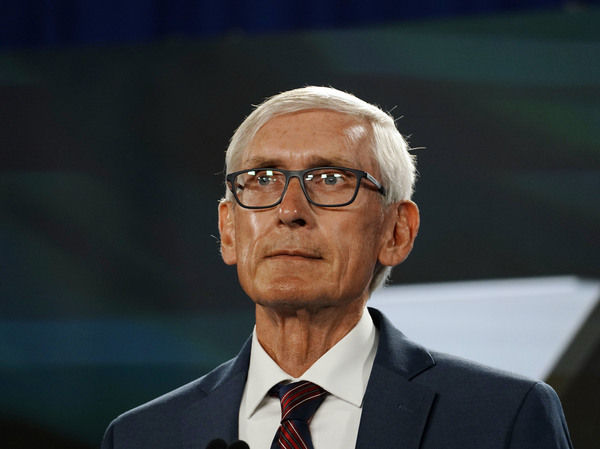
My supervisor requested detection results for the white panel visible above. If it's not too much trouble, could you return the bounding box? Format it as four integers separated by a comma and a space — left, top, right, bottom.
370, 276, 599, 380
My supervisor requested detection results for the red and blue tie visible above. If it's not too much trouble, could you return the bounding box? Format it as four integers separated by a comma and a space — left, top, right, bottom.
270, 381, 328, 449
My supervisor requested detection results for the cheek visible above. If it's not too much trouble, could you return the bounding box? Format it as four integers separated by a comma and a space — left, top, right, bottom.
235, 213, 268, 266
350, 221, 385, 270
329, 221, 380, 271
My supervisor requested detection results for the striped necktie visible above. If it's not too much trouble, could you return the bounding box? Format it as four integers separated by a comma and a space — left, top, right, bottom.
270, 381, 328, 449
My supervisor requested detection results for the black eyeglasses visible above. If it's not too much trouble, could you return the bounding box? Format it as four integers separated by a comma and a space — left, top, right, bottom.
226, 166, 386, 209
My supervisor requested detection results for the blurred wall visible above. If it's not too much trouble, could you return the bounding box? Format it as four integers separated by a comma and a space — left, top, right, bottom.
1, 4, 599, 448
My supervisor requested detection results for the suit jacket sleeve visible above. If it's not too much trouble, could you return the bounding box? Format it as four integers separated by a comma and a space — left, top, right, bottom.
507, 382, 573, 449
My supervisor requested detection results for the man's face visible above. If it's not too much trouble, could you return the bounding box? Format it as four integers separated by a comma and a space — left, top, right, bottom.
219, 110, 410, 313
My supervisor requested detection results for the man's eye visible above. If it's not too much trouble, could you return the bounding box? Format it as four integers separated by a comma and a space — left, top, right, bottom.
323, 174, 342, 185
312, 172, 345, 186
257, 176, 271, 186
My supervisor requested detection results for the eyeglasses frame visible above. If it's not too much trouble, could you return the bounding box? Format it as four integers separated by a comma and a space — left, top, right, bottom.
225, 166, 386, 209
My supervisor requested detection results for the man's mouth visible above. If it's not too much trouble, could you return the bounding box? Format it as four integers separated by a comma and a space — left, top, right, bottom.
267, 249, 322, 259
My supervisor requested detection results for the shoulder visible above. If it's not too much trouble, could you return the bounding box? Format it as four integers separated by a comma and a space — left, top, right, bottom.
113, 354, 241, 424
369, 308, 572, 447
102, 337, 252, 449
421, 351, 572, 447
420, 348, 559, 421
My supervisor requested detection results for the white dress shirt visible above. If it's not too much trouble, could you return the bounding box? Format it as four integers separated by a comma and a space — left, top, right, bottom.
238, 307, 379, 449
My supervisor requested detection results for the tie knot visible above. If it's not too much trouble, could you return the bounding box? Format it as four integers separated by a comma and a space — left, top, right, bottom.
275, 381, 327, 422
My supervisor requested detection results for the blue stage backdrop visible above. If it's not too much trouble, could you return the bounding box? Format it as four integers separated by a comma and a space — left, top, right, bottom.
1, 4, 599, 449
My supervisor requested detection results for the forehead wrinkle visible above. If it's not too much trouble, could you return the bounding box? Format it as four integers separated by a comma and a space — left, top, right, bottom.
240, 111, 374, 171
242, 155, 285, 168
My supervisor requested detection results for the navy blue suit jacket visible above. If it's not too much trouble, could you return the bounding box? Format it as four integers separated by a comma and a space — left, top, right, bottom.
102, 308, 573, 448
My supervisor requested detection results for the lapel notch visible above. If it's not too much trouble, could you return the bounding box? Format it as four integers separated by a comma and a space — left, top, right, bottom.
355, 366, 435, 449
354, 309, 437, 449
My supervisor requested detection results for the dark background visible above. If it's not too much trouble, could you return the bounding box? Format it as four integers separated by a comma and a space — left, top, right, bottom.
1, 1, 599, 448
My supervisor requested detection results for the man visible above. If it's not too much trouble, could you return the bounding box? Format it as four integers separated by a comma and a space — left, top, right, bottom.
102, 86, 573, 449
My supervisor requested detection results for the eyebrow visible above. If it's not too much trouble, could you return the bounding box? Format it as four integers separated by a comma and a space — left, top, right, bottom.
243, 156, 283, 168
243, 155, 357, 169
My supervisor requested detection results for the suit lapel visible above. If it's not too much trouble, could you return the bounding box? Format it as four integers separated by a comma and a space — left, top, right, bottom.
182, 370, 247, 449
355, 309, 437, 449
179, 309, 436, 449
356, 363, 435, 449
182, 338, 252, 449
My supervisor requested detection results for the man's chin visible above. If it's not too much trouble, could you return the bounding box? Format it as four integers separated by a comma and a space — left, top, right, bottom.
254, 297, 331, 316
250, 281, 331, 311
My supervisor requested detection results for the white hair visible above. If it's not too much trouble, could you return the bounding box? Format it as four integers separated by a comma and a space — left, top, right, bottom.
223, 86, 417, 292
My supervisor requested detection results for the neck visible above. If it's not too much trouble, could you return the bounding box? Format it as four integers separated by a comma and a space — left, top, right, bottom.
255, 301, 367, 377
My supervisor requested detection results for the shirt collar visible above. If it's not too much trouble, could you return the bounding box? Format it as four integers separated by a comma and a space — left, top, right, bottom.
243, 307, 378, 418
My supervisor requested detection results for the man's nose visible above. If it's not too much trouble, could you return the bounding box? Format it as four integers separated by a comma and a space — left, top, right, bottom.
278, 176, 310, 225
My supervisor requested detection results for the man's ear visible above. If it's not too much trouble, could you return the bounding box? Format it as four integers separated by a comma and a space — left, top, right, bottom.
378, 200, 420, 267
218, 200, 237, 265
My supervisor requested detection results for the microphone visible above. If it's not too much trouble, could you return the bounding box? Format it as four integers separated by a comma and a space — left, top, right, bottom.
205, 439, 250, 449
205, 439, 227, 449
229, 441, 250, 449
